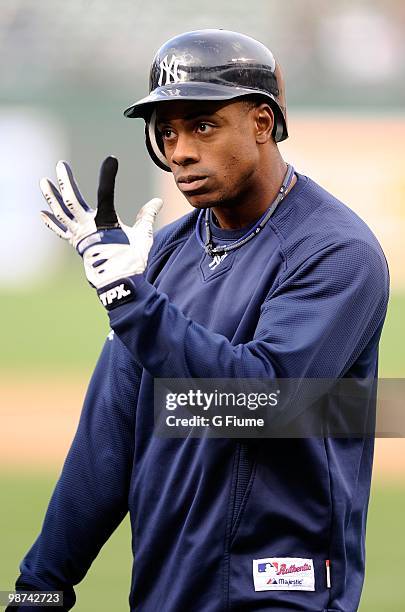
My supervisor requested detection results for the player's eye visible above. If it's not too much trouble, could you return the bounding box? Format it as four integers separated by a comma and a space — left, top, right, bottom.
160, 128, 176, 141
196, 122, 212, 134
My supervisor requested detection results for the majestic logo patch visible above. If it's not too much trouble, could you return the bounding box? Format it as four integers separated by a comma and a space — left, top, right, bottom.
253, 557, 315, 592
158, 55, 181, 86
208, 252, 228, 270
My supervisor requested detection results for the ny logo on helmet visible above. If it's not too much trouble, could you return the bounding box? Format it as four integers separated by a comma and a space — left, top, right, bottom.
158, 55, 181, 86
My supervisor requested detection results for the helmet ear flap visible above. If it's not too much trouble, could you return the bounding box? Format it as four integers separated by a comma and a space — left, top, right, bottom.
271, 102, 288, 142
272, 61, 288, 142
145, 110, 171, 172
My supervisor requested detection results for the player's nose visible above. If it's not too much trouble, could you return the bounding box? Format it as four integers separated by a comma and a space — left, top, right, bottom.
171, 132, 200, 166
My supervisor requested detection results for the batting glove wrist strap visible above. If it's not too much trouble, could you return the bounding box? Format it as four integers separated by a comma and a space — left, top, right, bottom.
97, 277, 139, 310
76, 228, 130, 256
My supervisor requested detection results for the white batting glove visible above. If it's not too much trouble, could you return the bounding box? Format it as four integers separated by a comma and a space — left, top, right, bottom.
40, 156, 163, 307
40, 160, 98, 249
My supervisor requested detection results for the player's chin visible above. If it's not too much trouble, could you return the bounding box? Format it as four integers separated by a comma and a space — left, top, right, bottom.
181, 187, 220, 209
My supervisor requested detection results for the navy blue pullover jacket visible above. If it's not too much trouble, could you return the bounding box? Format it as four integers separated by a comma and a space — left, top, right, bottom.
14, 173, 389, 611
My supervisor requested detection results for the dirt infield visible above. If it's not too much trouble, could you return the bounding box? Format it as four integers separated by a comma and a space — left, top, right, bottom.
1, 376, 405, 479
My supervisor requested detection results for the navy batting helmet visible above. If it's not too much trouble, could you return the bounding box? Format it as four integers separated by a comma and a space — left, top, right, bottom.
124, 29, 288, 172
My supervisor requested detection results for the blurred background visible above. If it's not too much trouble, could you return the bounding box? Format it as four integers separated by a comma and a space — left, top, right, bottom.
0, 1, 404, 610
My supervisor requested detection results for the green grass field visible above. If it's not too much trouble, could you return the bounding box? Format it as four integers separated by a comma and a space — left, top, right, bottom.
0, 267, 108, 374
1, 278, 404, 610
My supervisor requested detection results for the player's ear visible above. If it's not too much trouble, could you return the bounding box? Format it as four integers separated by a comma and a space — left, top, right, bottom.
254, 104, 275, 144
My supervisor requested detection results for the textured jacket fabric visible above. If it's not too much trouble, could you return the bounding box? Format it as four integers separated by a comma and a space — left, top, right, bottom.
14, 173, 389, 611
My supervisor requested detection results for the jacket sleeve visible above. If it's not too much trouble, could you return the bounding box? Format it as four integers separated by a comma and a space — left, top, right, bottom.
11, 334, 142, 610
108, 239, 389, 381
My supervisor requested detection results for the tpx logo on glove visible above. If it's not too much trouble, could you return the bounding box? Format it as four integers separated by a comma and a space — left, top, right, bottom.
98, 282, 134, 310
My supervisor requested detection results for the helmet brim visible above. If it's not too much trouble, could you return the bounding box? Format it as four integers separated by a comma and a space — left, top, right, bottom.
124, 82, 278, 119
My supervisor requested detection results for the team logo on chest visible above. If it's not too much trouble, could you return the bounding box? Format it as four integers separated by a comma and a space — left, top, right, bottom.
208, 252, 228, 271
158, 55, 181, 86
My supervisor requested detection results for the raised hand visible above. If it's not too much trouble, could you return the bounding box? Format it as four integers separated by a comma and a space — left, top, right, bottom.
40, 157, 163, 299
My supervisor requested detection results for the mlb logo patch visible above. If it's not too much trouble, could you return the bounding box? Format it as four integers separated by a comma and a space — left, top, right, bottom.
253, 557, 315, 592
257, 561, 275, 573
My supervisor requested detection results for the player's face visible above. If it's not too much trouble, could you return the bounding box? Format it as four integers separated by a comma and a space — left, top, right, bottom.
155, 99, 262, 209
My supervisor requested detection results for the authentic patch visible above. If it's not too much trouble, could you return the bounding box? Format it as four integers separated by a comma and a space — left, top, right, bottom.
253, 557, 315, 592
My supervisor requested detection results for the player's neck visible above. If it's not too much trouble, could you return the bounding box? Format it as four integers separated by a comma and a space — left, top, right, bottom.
211, 154, 294, 230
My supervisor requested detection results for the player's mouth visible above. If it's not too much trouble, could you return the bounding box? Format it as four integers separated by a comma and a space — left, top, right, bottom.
176, 175, 209, 193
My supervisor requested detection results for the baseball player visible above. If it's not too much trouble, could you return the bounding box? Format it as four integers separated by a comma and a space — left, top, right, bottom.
9, 29, 389, 611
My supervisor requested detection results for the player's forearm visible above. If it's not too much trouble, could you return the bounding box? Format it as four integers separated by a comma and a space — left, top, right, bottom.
108, 274, 273, 379
107, 239, 388, 384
